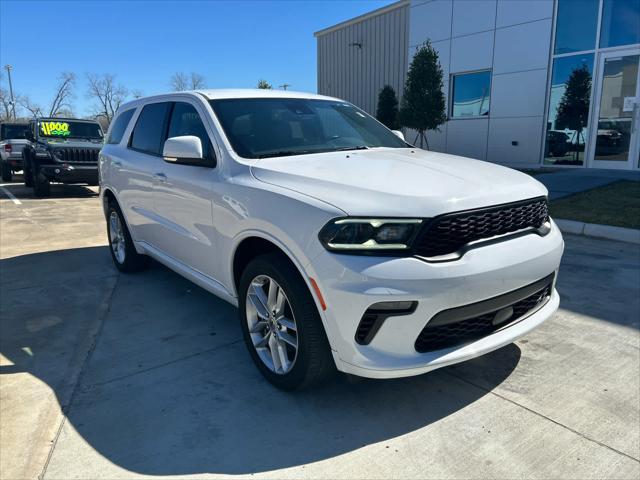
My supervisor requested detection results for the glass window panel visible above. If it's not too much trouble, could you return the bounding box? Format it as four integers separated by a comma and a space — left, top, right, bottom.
544, 54, 594, 166
594, 55, 639, 162
554, 0, 599, 55
600, 0, 640, 48
451, 71, 491, 118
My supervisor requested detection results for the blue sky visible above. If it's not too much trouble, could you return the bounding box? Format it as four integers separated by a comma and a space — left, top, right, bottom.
0, 0, 393, 117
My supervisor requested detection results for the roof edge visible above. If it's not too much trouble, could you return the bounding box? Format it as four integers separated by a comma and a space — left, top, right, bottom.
314, 0, 409, 37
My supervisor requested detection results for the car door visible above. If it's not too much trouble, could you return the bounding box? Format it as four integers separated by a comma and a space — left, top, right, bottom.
151, 100, 218, 279
114, 102, 172, 246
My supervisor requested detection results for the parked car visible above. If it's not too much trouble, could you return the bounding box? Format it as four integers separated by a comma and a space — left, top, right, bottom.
99, 90, 564, 390
0, 122, 30, 181
545, 130, 569, 157
22, 118, 104, 196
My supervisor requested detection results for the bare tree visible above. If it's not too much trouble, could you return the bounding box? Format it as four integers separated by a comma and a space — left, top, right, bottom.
0, 72, 16, 120
131, 89, 144, 99
0, 87, 13, 121
86, 73, 128, 123
48, 72, 75, 117
19, 96, 42, 118
170, 72, 206, 91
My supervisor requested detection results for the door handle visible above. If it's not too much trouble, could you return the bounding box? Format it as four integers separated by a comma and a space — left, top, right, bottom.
154, 172, 167, 183
112, 160, 122, 168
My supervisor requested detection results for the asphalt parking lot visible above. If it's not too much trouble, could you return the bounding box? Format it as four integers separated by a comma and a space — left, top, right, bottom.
1, 178, 639, 480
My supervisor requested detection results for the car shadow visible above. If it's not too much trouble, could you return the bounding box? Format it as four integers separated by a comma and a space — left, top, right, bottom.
0, 246, 522, 476
0, 174, 98, 199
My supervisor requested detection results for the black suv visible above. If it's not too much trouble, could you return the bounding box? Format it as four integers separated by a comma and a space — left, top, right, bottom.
22, 118, 104, 196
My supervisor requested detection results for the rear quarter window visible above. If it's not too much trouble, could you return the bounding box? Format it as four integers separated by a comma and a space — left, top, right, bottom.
129, 102, 171, 155
107, 109, 135, 145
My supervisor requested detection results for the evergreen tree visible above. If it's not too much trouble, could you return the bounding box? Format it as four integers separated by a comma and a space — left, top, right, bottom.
376, 85, 400, 130
256, 79, 272, 89
399, 41, 446, 149
555, 65, 592, 162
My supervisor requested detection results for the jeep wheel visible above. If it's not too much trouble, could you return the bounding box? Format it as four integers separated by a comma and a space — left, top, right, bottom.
239, 253, 335, 390
106, 202, 150, 272
1, 162, 11, 182
23, 155, 33, 188
32, 164, 50, 197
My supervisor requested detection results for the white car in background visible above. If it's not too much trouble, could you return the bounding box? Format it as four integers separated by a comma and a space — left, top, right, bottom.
99, 89, 564, 390
0, 122, 30, 182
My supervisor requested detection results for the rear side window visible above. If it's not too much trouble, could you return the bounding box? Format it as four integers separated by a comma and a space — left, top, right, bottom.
1, 124, 29, 140
107, 109, 135, 144
167, 102, 212, 160
129, 102, 171, 155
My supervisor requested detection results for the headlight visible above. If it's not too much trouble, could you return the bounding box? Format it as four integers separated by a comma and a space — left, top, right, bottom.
318, 218, 423, 253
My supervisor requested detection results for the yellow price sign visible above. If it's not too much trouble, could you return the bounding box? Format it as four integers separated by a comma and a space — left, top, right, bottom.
40, 121, 70, 137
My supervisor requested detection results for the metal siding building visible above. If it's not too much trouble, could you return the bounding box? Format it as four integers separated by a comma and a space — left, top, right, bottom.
315, 0, 640, 171
315, 1, 410, 116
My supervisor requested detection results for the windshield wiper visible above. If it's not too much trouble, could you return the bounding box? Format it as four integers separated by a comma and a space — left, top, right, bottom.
256, 150, 315, 159
332, 145, 369, 152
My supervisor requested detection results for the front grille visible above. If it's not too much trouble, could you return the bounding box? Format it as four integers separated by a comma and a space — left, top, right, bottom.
55, 148, 99, 163
414, 274, 553, 353
414, 198, 549, 258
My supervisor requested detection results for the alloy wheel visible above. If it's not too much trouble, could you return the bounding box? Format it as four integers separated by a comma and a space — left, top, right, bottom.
109, 211, 126, 264
245, 275, 299, 374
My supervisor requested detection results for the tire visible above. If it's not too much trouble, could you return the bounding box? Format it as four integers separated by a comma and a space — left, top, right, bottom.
1, 162, 12, 182
106, 201, 150, 273
239, 253, 335, 390
23, 155, 33, 188
32, 163, 50, 197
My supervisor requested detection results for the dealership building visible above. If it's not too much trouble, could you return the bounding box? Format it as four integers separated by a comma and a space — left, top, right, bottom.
315, 0, 640, 170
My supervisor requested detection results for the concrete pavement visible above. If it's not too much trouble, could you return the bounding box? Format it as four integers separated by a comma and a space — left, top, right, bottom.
534, 168, 640, 200
1, 179, 639, 479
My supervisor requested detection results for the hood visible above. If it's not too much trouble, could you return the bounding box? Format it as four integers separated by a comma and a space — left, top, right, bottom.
42, 138, 103, 149
251, 148, 547, 217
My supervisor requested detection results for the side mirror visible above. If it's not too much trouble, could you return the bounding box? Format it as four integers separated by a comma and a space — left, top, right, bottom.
392, 130, 405, 141
25, 129, 35, 142
162, 135, 214, 167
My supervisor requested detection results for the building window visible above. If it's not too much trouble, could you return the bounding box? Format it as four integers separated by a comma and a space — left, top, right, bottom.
554, 0, 599, 54
600, 0, 640, 48
451, 71, 491, 118
544, 54, 594, 166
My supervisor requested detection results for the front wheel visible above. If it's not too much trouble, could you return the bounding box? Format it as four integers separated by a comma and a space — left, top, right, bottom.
239, 253, 335, 390
32, 164, 50, 197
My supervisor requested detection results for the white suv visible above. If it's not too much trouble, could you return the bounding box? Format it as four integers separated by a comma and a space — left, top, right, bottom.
99, 90, 564, 390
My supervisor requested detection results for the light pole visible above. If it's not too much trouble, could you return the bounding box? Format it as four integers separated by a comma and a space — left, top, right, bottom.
4, 65, 16, 120
279, 83, 291, 91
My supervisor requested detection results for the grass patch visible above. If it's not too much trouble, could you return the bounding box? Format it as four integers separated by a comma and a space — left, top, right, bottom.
550, 180, 640, 229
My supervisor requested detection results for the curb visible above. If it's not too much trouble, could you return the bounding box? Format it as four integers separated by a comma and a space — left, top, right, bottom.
555, 219, 640, 245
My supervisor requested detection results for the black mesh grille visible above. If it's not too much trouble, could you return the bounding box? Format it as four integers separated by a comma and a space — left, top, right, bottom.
55, 148, 99, 163
415, 198, 549, 258
355, 313, 377, 344
415, 281, 552, 353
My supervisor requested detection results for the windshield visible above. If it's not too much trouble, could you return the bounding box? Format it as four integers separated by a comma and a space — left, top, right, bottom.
38, 120, 103, 140
0, 124, 29, 140
209, 98, 407, 159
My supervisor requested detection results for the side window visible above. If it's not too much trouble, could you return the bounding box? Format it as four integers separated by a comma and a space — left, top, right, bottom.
167, 102, 212, 160
107, 108, 135, 145
129, 102, 171, 155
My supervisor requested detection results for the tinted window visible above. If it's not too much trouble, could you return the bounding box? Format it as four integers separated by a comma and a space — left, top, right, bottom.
210, 98, 406, 159
107, 109, 135, 145
554, 0, 599, 54
167, 102, 212, 159
130, 102, 171, 155
544, 54, 594, 166
451, 71, 491, 118
0, 124, 29, 140
600, 0, 640, 48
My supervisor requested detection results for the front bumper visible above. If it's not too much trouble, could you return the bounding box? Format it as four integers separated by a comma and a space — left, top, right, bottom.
306, 221, 564, 379
40, 164, 98, 184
